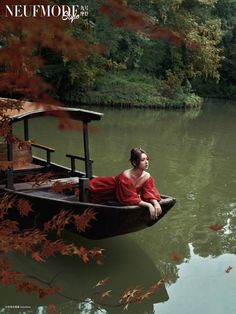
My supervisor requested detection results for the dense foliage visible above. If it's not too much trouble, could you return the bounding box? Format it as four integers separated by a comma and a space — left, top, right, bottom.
1, 0, 236, 106
36, 0, 236, 107
193, 0, 236, 98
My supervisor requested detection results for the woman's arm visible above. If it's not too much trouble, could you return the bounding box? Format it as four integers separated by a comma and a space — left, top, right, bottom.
149, 199, 162, 216
139, 200, 161, 220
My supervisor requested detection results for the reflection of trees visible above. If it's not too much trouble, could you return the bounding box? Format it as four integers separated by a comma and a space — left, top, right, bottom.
0, 234, 169, 314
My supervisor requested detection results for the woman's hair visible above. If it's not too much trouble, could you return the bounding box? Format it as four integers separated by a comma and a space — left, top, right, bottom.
129, 147, 148, 167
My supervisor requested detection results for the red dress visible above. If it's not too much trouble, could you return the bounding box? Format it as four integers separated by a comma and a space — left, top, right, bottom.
89, 172, 161, 205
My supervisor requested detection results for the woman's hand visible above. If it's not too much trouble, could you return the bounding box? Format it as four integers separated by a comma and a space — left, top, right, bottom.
147, 203, 162, 220
150, 199, 162, 219
147, 203, 157, 220
139, 200, 162, 220
154, 202, 162, 217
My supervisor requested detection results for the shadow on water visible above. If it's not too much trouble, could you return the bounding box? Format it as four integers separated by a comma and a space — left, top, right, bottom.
0, 233, 169, 313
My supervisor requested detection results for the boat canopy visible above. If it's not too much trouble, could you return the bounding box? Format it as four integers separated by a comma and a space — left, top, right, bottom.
0, 98, 103, 186
0, 98, 103, 123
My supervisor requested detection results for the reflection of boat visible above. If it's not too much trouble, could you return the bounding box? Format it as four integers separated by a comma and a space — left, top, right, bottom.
0, 99, 176, 239
0, 234, 169, 313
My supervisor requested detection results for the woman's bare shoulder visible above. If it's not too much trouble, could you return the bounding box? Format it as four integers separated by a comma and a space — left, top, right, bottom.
123, 169, 131, 178
143, 171, 151, 180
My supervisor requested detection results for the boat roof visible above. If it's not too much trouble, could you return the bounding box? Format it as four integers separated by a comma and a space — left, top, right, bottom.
0, 98, 103, 123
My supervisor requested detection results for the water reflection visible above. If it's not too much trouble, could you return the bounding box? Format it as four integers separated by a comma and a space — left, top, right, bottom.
0, 234, 169, 313
155, 243, 236, 314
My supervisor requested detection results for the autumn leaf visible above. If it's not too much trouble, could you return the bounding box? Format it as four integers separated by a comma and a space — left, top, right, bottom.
50, 180, 76, 193
141, 279, 166, 299
17, 199, 33, 216
208, 224, 223, 231
78, 246, 90, 263
95, 277, 110, 287
73, 208, 97, 232
120, 279, 166, 305
43, 221, 51, 233
24, 172, 54, 187
90, 247, 105, 266
225, 266, 233, 273
119, 287, 143, 304
0, 120, 12, 137
39, 287, 62, 299
43, 210, 73, 236
0, 193, 16, 219
101, 290, 112, 298
40, 239, 71, 258
99, 0, 185, 45
32, 252, 45, 263
40, 240, 61, 258
137, 290, 152, 301
31, 172, 54, 187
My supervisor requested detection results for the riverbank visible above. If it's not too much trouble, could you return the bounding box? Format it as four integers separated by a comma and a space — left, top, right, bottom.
66, 71, 203, 109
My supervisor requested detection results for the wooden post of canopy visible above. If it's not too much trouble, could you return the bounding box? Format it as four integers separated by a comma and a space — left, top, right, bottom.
6, 126, 14, 189
83, 121, 92, 179
24, 119, 29, 141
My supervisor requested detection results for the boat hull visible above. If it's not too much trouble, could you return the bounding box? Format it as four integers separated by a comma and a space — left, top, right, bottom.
1, 188, 176, 239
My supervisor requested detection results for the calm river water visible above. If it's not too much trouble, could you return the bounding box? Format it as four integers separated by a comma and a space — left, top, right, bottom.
1, 99, 236, 314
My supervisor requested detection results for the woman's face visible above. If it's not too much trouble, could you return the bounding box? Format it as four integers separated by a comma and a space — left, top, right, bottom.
137, 153, 149, 170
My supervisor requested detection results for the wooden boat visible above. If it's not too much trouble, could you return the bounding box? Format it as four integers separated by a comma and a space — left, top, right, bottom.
0, 98, 176, 239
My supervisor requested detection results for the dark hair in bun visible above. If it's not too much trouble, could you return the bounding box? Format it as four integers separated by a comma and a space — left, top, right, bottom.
129, 147, 148, 167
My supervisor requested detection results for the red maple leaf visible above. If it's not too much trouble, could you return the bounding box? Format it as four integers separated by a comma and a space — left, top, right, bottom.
50, 180, 76, 193
120, 286, 143, 306
73, 208, 97, 232
90, 247, 105, 266
40, 239, 70, 258
78, 246, 90, 263
208, 224, 223, 231
43, 210, 73, 236
0, 269, 14, 285
101, 290, 112, 298
90, 247, 104, 258
0, 193, 16, 219
99, 4, 112, 15
38, 287, 62, 298
95, 277, 110, 287
24, 172, 54, 187
32, 252, 45, 263
17, 199, 33, 216
0, 120, 12, 137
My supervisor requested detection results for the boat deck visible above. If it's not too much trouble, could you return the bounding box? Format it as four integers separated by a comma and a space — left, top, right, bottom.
0, 177, 80, 201
22, 189, 68, 199
12, 177, 79, 191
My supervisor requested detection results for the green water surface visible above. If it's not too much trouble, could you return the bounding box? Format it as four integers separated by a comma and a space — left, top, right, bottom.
1, 100, 236, 314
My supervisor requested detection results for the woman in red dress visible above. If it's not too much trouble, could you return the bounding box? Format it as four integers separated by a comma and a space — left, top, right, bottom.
90, 148, 162, 219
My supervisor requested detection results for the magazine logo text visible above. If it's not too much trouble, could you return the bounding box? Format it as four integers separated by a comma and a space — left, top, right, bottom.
5, 4, 88, 22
